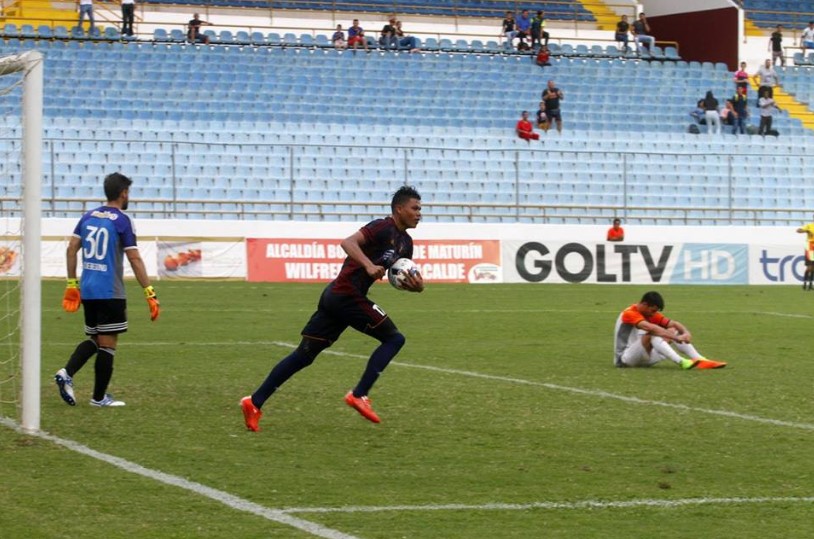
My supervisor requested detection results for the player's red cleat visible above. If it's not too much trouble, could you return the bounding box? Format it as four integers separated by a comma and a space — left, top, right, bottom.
344, 391, 381, 423
695, 358, 727, 369
241, 396, 262, 432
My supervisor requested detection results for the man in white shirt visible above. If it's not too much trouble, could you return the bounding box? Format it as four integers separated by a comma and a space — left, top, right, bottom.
121, 0, 135, 37
77, 0, 95, 33
801, 21, 814, 50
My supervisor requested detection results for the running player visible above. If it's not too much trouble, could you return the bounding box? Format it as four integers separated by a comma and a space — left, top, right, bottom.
55, 173, 160, 407
241, 186, 424, 431
614, 291, 726, 370
796, 216, 814, 290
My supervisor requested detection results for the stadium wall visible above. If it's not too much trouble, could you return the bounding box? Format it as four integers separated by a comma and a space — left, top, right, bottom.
0, 219, 805, 286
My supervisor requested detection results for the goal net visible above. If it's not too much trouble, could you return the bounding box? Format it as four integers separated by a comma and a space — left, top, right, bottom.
0, 52, 43, 433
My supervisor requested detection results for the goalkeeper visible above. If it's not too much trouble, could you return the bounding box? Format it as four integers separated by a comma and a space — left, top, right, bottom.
55, 173, 160, 407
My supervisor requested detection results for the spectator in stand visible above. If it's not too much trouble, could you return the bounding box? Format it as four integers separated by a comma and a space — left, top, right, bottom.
801, 21, 814, 50
732, 87, 749, 135
607, 218, 624, 242
332, 24, 347, 49
348, 19, 368, 51
535, 45, 551, 67
516, 9, 531, 48
395, 21, 420, 52
121, 0, 135, 37
77, 0, 95, 33
501, 11, 517, 51
733, 61, 749, 94
615, 15, 631, 53
632, 12, 655, 54
535, 101, 548, 130
703, 90, 720, 135
187, 13, 212, 44
753, 58, 780, 97
531, 10, 550, 49
769, 25, 785, 66
720, 99, 737, 133
689, 98, 706, 125
758, 86, 778, 136
541, 79, 564, 133
380, 17, 397, 49
516, 111, 540, 142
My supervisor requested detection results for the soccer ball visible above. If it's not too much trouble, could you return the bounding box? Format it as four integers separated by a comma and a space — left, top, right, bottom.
388, 258, 419, 290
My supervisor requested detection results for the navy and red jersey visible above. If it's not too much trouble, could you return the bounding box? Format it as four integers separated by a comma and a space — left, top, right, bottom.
331, 216, 413, 296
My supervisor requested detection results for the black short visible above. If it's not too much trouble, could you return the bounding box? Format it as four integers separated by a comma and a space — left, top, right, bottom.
82, 299, 128, 335
301, 287, 397, 344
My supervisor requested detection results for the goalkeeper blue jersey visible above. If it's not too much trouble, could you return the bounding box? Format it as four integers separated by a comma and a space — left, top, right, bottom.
72, 206, 138, 300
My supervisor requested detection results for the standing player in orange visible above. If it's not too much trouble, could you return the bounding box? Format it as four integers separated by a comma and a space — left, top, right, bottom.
796, 216, 814, 290
614, 291, 726, 370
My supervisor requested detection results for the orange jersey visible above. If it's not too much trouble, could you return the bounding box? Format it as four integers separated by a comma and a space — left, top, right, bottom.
613, 303, 671, 365
607, 227, 624, 241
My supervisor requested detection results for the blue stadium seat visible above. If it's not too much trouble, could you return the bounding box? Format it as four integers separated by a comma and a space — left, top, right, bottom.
153, 28, 170, 42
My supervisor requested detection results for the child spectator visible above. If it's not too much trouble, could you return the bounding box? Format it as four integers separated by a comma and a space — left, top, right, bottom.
535, 46, 551, 67
332, 24, 347, 49
348, 19, 368, 51
516, 111, 540, 142
535, 101, 548, 129
607, 219, 624, 242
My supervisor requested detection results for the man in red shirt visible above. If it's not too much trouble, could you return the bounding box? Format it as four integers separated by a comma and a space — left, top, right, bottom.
516, 110, 540, 142
613, 291, 726, 369
607, 218, 624, 241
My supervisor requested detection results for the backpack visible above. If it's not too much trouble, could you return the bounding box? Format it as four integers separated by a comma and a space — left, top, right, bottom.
687, 123, 700, 135
767, 128, 779, 137
746, 125, 759, 135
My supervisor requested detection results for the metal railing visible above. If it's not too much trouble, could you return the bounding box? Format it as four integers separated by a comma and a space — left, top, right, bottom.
1, 139, 810, 225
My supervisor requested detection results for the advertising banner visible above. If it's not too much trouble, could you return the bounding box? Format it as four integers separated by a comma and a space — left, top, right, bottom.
246, 238, 501, 283
503, 241, 748, 285
749, 245, 807, 285
157, 241, 245, 279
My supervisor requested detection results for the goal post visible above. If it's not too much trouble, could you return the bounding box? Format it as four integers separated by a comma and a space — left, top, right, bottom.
0, 51, 44, 433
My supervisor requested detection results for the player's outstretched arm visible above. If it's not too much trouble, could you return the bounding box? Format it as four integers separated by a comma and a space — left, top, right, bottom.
126, 248, 160, 321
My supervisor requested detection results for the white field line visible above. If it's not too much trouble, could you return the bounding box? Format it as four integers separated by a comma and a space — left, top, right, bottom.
281, 495, 814, 514
0, 417, 359, 539
266, 341, 814, 432
49, 339, 814, 432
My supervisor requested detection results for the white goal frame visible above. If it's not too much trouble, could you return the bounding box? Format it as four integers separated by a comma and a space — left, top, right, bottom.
0, 51, 44, 433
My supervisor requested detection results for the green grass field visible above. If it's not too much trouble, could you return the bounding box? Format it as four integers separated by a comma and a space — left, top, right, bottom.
2, 281, 814, 538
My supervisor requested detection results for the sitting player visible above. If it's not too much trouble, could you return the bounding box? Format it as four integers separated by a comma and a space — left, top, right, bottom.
613, 291, 726, 369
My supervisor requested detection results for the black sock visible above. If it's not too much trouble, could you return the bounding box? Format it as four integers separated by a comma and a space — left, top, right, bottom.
65, 339, 98, 377
252, 350, 313, 409
353, 333, 405, 397
92, 347, 115, 402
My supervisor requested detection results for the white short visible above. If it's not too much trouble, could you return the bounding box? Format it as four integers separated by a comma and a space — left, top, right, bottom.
620, 331, 664, 367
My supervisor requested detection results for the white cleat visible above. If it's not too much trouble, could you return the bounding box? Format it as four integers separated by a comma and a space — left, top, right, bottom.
89, 394, 126, 407
55, 368, 76, 406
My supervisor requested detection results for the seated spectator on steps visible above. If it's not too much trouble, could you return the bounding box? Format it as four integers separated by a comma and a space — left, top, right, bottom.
348, 19, 368, 51
535, 45, 551, 67
501, 11, 517, 50
801, 21, 814, 50
615, 15, 631, 52
332, 24, 347, 49
516, 111, 540, 142
531, 10, 550, 49
632, 12, 655, 54
187, 13, 212, 44
380, 17, 397, 49
516, 9, 531, 47
720, 99, 737, 131
395, 21, 419, 52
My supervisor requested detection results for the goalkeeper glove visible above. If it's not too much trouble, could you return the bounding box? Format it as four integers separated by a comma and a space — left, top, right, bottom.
62, 278, 81, 313
144, 285, 160, 322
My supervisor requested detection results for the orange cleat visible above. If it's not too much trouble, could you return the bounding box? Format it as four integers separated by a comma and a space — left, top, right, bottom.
241, 396, 262, 432
695, 358, 727, 370
344, 391, 381, 423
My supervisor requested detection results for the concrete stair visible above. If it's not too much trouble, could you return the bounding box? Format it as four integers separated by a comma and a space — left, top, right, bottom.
578, 0, 621, 31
